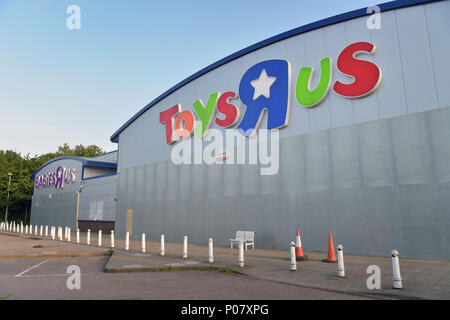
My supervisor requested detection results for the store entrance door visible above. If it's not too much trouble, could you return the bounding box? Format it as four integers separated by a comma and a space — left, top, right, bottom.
126, 209, 133, 234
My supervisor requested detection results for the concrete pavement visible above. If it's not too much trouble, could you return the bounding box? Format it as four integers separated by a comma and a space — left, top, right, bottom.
103, 238, 450, 300
1, 229, 449, 299
0, 232, 107, 258
0, 256, 370, 300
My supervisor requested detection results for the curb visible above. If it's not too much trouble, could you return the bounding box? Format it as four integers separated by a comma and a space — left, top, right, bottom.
104, 265, 228, 273
232, 270, 427, 300
103, 252, 244, 275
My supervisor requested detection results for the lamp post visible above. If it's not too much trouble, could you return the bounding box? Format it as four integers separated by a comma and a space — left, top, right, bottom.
5, 172, 13, 223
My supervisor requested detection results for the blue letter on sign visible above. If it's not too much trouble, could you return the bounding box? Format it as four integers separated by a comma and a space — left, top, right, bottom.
237, 59, 290, 137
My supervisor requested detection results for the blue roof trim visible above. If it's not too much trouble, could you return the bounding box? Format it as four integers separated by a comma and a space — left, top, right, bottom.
31, 156, 117, 179
109, 0, 440, 143
84, 161, 117, 168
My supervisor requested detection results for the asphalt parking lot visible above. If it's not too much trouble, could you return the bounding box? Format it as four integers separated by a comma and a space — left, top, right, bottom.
0, 256, 371, 300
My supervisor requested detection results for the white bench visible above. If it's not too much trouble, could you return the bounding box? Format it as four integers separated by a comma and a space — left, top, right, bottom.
229, 231, 255, 250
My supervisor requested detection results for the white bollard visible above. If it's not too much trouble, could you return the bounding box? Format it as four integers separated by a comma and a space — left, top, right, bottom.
208, 238, 214, 263
141, 233, 146, 253
87, 229, 91, 245
125, 232, 129, 251
76, 229, 80, 243
65, 227, 68, 239
392, 250, 403, 289
67, 228, 71, 242
337, 244, 345, 278
183, 235, 188, 259
45, 225, 48, 237
51, 227, 55, 240
110, 231, 114, 248
40, 225, 43, 236
238, 241, 245, 267
35, 225, 38, 235
160, 234, 165, 256
98, 230, 102, 247
21, 223, 23, 234
290, 241, 297, 271
25, 225, 28, 235
59, 227, 63, 241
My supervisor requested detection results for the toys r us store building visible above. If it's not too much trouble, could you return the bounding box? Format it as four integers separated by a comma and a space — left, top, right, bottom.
30, 0, 450, 260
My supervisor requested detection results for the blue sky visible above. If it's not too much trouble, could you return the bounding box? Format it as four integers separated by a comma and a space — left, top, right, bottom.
0, 0, 378, 156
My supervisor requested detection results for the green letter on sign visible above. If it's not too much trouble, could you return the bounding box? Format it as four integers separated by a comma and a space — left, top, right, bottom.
193, 92, 219, 138
296, 57, 332, 107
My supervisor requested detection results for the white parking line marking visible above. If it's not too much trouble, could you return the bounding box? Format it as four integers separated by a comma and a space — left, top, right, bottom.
0, 273, 92, 279
14, 259, 50, 277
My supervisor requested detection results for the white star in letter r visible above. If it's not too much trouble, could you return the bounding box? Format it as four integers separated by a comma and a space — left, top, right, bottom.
251, 69, 276, 100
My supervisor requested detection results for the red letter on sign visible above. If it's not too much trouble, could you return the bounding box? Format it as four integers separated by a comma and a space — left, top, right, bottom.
333, 42, 382, 98
175, 110, 195, 139
215, 91, 240, 128
160, 104, 181, 144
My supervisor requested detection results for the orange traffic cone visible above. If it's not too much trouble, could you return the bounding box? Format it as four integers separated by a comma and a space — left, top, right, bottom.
322, 232, 337, 263
295, 228, 308, 261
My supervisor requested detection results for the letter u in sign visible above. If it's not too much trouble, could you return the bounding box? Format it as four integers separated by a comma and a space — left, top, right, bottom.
296, 57, 332, 107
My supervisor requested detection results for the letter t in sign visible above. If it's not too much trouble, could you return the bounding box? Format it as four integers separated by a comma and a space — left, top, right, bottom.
160, 104, 181, 144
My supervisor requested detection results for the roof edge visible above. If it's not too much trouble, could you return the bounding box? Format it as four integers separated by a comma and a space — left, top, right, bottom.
110, 0, 440, 143
31, 156, 117, 179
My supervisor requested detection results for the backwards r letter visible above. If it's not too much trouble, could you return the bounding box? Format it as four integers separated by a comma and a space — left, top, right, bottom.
237, 60, 290, 137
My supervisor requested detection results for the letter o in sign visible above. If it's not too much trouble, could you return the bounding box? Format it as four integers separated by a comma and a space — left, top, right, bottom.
175, 110, 195, 139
